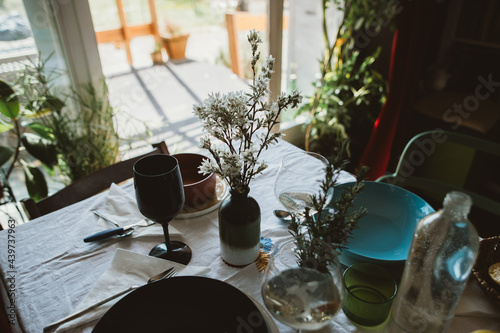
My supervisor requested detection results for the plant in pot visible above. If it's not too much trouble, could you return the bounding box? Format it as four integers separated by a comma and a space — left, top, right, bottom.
161, 20, 189, 61
0, 79, 58, 204
297, 0, 397, 168
194, 31, 302, 267
13, 57, 120, 184
46, 82, 120, 183
0, 57, 119, 201
150, 41, 164, 65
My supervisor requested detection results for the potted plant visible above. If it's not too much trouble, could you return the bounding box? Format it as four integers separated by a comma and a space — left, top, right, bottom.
194, 31, 302, 266
161, 21, 189, 61
297, 0, 397, 167
48, 82, 120, 182
0, 56, 122, 208
0, 78, 58, 203
150, 41, 163, 65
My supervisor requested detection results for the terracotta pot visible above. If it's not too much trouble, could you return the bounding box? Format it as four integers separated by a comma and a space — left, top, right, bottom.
173, 153, 215, 208
161, 34, 189, 60
150, 51, 163, 64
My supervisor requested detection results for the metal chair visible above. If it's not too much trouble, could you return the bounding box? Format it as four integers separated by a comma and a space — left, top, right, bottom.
377, 130, 500, 237
21, 141, 169, 220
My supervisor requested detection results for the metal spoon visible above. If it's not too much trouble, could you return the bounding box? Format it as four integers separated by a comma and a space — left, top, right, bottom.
273, 209, 292, 221
93, 210, 134, 237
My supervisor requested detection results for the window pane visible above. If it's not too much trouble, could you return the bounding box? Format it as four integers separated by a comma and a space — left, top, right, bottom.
0, 0, 71, 91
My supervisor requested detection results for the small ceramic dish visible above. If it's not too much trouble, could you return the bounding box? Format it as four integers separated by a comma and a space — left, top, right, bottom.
472, 236, 500, 305
176, 175, 229, 219
173, 153, 216, 208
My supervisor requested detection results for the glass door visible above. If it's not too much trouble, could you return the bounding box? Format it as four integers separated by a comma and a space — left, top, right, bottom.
0, 0, 105, 94
0, 0, 105, 219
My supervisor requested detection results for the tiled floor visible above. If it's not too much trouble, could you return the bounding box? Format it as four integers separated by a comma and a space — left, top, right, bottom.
107, 60, 249, 155
99, 27, 246, 154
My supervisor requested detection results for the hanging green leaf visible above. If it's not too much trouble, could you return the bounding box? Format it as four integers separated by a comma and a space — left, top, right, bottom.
23, 122, 55, 140
22, 163, 48, 201
0, 118, 14, 133
0, 146, 14, 167
21, 133, 58, 167
0, 80, 20, 119
43, 95, 65, 113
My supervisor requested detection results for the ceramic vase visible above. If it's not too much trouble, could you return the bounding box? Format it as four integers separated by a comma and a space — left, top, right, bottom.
218, 187, 261, 266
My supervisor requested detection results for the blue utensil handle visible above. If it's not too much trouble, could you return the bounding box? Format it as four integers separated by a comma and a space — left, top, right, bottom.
83, 227, 125, 242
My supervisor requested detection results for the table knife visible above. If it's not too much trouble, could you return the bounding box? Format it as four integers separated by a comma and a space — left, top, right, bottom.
83, 219, 150, 242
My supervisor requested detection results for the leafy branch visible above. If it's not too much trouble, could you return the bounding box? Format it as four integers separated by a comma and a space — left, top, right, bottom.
194, 30, 302, 193
288, 140, 368, 272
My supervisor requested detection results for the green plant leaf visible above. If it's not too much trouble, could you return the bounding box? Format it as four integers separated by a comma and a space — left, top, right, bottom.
21, 133, 58, 166
24, 122, 55, 140
22, 163, 48, 201
0, 146, 14, 167
0, 117, 14, 133
0, 80, 20, 119
43, 95, 65, 113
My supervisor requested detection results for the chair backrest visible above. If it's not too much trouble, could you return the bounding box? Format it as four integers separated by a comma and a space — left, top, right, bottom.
21, 141, 169, 220
225, 11, 289, 78
377, 130, 500, 237
94, 0, 160, 66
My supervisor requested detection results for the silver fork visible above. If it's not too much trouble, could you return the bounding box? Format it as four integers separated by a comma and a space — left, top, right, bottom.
43, 267, 177, 332
148, 267, 178, 283
93, 210, 154, 237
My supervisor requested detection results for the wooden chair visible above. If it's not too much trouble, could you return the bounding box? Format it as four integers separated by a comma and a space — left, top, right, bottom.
225, 11, 289, 78
94, 0, 161, 66
21, 142, 169, 220
377, 131, 500, 237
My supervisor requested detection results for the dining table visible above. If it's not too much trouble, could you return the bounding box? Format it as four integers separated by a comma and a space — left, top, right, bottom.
1, 139, 499, 333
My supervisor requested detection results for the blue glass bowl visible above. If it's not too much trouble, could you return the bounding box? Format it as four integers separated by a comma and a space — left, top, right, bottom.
330, 181, 435, 264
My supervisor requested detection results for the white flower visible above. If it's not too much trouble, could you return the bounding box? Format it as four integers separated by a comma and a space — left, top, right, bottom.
192, 31, 302, 192
199, 157, 219, 175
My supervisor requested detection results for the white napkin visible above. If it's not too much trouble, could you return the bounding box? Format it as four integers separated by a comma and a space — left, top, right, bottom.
455, 278, 500, 318
93, 183, 181, 238
51, 249, 211, 332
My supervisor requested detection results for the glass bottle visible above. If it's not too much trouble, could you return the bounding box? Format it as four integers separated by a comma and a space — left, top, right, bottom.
385, 191, 479, 333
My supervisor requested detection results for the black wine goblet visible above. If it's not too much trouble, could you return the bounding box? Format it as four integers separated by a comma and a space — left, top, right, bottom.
133, 154, 192, 264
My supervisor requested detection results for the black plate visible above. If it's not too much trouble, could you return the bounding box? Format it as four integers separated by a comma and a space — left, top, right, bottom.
93, 276, 269, 333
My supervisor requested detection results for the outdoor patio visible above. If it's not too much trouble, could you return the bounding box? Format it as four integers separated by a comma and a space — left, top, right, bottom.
106, 59, 249, 155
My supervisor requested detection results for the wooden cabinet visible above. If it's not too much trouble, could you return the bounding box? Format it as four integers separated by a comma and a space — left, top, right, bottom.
415, 0, 500, 138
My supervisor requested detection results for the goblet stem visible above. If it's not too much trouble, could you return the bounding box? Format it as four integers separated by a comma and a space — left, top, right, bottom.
161, 221, 171, 252
149, 220, 192, 265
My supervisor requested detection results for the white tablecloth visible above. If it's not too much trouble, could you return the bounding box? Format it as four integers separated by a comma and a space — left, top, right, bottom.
1, 140, 499, 333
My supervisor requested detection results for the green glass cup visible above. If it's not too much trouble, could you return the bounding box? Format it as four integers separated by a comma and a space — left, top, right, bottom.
342, 263, 397, 327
